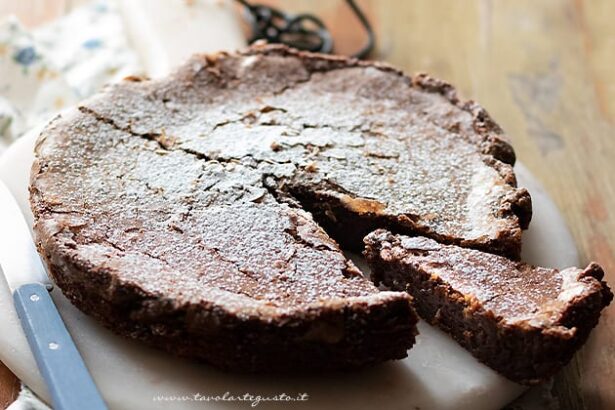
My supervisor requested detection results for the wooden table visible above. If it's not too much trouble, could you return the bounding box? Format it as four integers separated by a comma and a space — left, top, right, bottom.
0, 0, 613, 408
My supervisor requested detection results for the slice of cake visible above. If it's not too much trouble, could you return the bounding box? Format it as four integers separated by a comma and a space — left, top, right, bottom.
364, 229, 612, 384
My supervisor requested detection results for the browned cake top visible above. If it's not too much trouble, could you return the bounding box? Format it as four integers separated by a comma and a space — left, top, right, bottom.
31, 44, 529, 319
365, 230, 610, 327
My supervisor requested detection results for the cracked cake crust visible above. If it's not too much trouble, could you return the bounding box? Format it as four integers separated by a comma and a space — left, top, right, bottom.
31, 44, 531, 371
364, 230, 612, 384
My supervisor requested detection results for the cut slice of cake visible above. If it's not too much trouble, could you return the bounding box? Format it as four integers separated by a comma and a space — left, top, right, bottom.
364, 229, 612, 384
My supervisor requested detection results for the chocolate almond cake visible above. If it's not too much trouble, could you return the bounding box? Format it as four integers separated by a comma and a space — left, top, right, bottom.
31, 44, 531, 371
364, 230, 613, 384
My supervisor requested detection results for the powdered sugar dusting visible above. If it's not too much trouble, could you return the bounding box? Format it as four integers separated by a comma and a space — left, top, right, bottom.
31, 47, 527, 319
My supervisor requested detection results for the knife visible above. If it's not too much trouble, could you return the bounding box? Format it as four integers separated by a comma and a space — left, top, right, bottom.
0, 179, 107, 410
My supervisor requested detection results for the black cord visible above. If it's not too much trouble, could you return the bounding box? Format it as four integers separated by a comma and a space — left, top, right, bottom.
344, 0, 374, 59
235, 0, 374, 59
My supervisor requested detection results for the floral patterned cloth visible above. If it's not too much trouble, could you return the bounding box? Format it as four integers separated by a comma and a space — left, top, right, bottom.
0, 0, 141, 150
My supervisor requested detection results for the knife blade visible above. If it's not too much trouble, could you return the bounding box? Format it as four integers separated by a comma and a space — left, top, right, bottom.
0, 179, 49, 292
0, 179, 107, 410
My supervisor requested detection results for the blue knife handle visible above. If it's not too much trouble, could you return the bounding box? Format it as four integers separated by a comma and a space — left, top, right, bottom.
13, 283, 107, 410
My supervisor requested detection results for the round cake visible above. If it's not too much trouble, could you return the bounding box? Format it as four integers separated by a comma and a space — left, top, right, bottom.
30, 44, 531, 371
